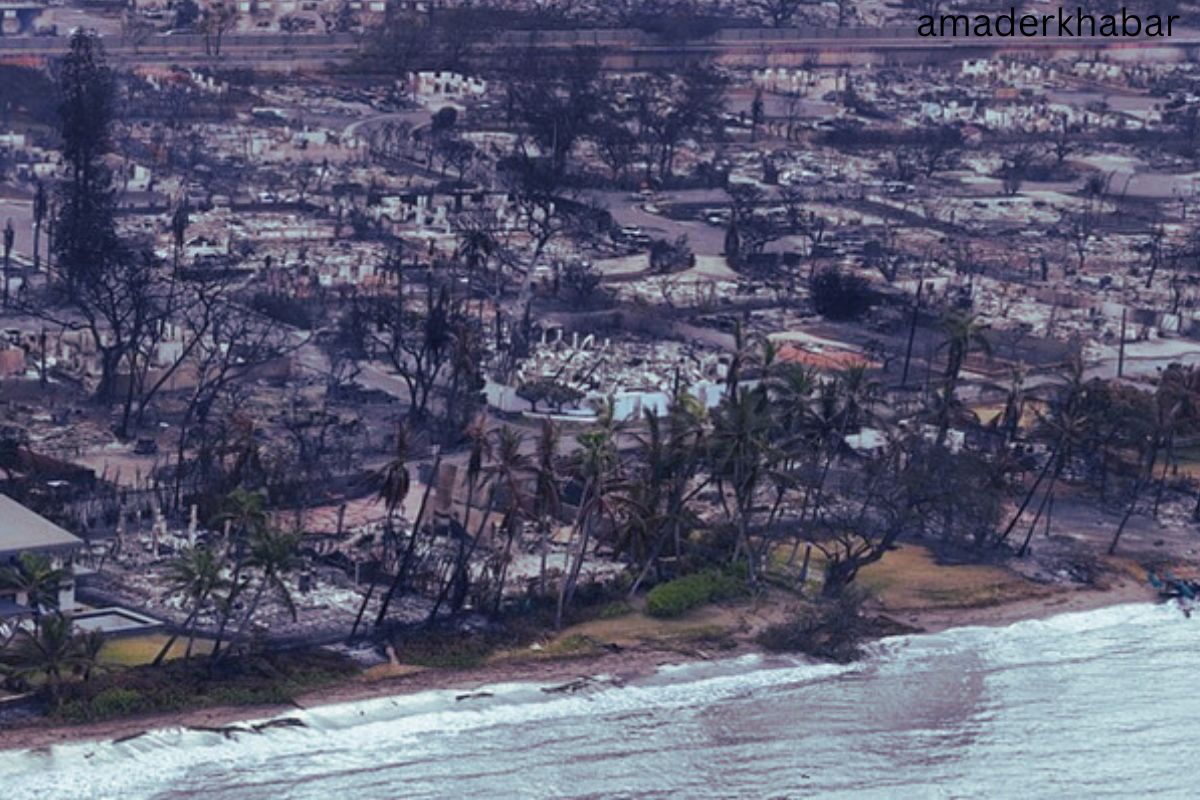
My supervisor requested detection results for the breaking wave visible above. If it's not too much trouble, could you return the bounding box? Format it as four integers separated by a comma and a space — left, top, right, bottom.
2, 602, 1196, 799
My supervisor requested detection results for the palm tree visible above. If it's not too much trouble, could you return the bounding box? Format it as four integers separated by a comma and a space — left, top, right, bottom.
990, 366, 1028, 446
768, 363, 817, 445
836, 364, 879, 431
936, 311, 991, 442
352, 424, 412, 637
625, 398, 708, 595
32, 180, 47, 272
1109, 364, 1198, 554
213, 488, 270, 540
228, 527, 302, 652
0, 552, 67, 630
427, 416, 492, 623
376, 423, 414, 573
171, 198, 190, 272
208, 489, 270, 660
373, 439, 442, 630
531, 418, 562, 599
939, 311, 991, 379
996, 355, 1091, 553
622, 411, 670, 582
153, 544, 228, 665
556, 403, 627, 628
723, 321, 770, 400
460, 416, 491, 530
75, 628, 104, 684
456, 225, 496, 294
0, 613, 93, 710
709, 385, 775, 586
488, 426, 532, 615
763, 365, 819, 549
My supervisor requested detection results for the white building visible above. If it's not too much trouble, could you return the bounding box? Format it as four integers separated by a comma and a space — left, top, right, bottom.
0, 494, 83, 620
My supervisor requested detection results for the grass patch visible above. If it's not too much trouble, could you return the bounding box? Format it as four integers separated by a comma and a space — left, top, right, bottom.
593, 600, 634, 620
534, 634, 603, 660
99, 635, 214, 667
646, 570, 747, 618
855, 544, 1044, 611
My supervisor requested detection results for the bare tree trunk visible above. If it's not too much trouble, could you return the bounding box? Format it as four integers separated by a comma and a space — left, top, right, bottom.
995, 446, 1058, 547
426, 488, 497, 624
227, 581, 267, 657
1017, 482, 1053, 557
555, 480, 593, 629
1109, 446, 1158, 555
152, 606, 199, 666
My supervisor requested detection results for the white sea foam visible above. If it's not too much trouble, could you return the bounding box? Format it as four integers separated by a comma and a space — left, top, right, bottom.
2, 602, 1196, 800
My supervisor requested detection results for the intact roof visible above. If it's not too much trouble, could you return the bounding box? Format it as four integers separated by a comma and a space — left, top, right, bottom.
0, 494, 83, 557
776, 343, 877, 372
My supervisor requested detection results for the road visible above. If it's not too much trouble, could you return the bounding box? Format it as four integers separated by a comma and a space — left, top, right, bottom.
4, 26, 1200, 70
590, 189, 729, 257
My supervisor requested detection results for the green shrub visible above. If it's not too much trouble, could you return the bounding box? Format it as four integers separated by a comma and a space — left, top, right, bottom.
645, 570, 744, 618
51, 650, 359, 723
205, 685, 291, 706
397, 633, 496, 669
57, 687, 145, 722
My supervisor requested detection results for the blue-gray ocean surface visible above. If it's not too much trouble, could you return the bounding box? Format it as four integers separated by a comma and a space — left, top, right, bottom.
2, 602, 1196, 799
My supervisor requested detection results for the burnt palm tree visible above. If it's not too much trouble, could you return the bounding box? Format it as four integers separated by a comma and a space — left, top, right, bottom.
378, 423, 414, 539
989, 366, 1028, 446
2, 218, 13, 306
32, 180, 47, 272
373, 437, 442, 630
170, 198, 190, 272
939, 311, 991, 382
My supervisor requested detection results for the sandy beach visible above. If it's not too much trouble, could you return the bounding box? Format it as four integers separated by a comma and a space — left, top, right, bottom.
0, 578, 1157, 753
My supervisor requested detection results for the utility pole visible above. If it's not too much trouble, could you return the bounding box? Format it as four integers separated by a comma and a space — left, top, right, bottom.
2, 218, 13, 307
901, 267, 925, 387
1117, 307, 1127, 378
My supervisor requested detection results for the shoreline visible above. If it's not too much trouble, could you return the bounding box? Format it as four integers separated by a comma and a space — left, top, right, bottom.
0, 579, 1156, 753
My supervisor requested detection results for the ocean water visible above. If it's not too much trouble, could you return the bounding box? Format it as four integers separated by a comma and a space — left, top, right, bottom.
1, 602, 1196, 799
